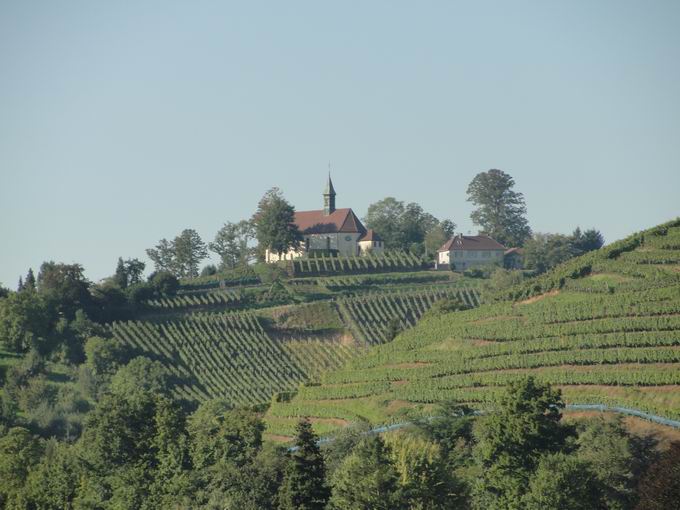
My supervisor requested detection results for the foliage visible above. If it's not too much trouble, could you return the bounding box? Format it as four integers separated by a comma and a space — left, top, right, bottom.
522, 452, 599, 510
279, 418, 330, 510
467, 169, 531, 247
0, 289, 50, 353
328, 435, 402, 510
364, 196, 454, 252
210, 220, 256, 270
113, 257, 146, 289
471, 377, 571, 509
252, 188, 303, 258
147, 229, 208, 278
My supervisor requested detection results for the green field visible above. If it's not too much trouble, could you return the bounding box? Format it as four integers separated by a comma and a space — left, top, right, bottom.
264, 219, 680, 439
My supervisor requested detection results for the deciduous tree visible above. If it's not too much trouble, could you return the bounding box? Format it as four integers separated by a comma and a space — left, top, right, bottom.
467, 169, 531, 247
252, 188, 302, 259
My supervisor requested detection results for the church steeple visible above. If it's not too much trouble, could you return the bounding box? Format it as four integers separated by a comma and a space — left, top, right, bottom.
323, 172, 336, 215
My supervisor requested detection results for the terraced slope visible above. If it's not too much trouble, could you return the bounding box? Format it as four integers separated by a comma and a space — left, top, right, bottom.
110, 286, 479, 406
265, 219, 680, 439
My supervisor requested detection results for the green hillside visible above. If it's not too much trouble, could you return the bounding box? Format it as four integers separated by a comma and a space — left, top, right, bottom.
109, 266, 480, 406
264, 219, 680, 439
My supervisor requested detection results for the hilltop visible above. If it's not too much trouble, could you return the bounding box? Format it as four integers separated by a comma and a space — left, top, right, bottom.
264, 219, 680, 439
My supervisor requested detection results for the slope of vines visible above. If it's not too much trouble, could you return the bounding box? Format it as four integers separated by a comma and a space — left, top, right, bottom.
265, 220, 680, 438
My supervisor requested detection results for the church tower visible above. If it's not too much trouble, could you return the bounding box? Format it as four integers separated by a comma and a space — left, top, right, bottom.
323, 173, 336, 215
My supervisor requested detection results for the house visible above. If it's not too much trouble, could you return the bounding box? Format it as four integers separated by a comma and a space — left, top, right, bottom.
504, 247, 524, 269
436, 234, 506, 271
265, 175, 384, 263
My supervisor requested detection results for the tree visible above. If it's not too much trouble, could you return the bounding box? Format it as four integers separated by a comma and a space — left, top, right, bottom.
384, 430, 458, 509
110, 357, 170, 399
150, 271, 179, 296
523, 233, 579, 274
365, 198, 455, 252
364, 197, 406, 249
522, 453, 599, 510
84, 337, 125, 378
472, 377, 571, 509
146, 238, 177, 274
24, 440, 81, 510
636, 441, 680, 510
24, 269, 36, 291
467, 169, 531, 247
0, 427, 44, 508
424, 224, 449, 258
252, 188, 303, 259
576, 418, 636, 510
114, 258, 146, 288
328, 435, 403, 510
572, 227, 605, 253
37, 262, 93, 320
0, 290, 50, 353
187, 400, 264, 470
278, 418, 329, 510
210, 220, 256, 270
173, 229, 208, 278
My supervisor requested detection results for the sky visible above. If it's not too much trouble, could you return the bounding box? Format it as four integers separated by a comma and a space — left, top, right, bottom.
1, 0, 679, 286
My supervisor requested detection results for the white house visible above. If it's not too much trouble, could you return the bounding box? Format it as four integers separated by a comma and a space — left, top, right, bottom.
265, 176, 384, 263
436, 234, 505, 271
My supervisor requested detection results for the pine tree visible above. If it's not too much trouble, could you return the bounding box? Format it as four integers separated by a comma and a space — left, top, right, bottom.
24, 269, 36, 290
114, 257, 128, 288
278, 418, 329, 510
17, 276, 24, 292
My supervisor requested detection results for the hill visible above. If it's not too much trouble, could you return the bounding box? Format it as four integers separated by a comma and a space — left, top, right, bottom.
264, 219, 680, 439
107, 255, 482, 406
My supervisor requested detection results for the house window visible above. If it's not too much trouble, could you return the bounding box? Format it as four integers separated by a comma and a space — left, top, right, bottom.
482, 251, 490, 258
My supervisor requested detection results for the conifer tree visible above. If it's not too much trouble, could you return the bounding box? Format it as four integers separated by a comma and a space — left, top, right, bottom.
24, 269, 36, 290
278, 418, 329, 510
17, 276, 24, 292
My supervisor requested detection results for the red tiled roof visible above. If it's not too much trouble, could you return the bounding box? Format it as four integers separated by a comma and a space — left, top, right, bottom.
438, 235, 506, 252
294, 208, 367, 235
359, 229, 381, 242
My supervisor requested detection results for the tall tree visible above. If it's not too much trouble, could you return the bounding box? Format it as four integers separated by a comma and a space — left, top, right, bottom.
24, 269, 36, 291
252, 188, 302, 259
364, 197, 406, 249
278, 418, 329, 510
467, 169, 531, 247
37, 262, 93, 320
173, 229, 208, 278
472, 377, 571, 509
329, 435, 403, 510
209, 220, 256, 270
147, 231, 207, 278
146, 239, 177, 275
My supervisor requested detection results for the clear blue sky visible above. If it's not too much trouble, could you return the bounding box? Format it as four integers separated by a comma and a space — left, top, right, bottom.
1, 1, 679, 287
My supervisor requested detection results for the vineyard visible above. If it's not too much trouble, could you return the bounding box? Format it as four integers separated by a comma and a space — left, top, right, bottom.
265, 219, 680, 439
338, 287, 480, 344
290, 251, 425, 276
110, 285, 474, 406
110, 312, 359, 405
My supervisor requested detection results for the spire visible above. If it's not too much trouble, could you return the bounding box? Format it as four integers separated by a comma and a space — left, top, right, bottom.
323, 169, 336, 215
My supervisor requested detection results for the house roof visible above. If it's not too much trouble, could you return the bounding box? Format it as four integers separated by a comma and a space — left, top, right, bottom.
294, 208, 367, 235
438, 234, 506, 252
359, 229, 381, 242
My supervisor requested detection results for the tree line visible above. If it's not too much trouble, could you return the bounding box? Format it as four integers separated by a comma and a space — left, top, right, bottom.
0, 368, 677, 509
